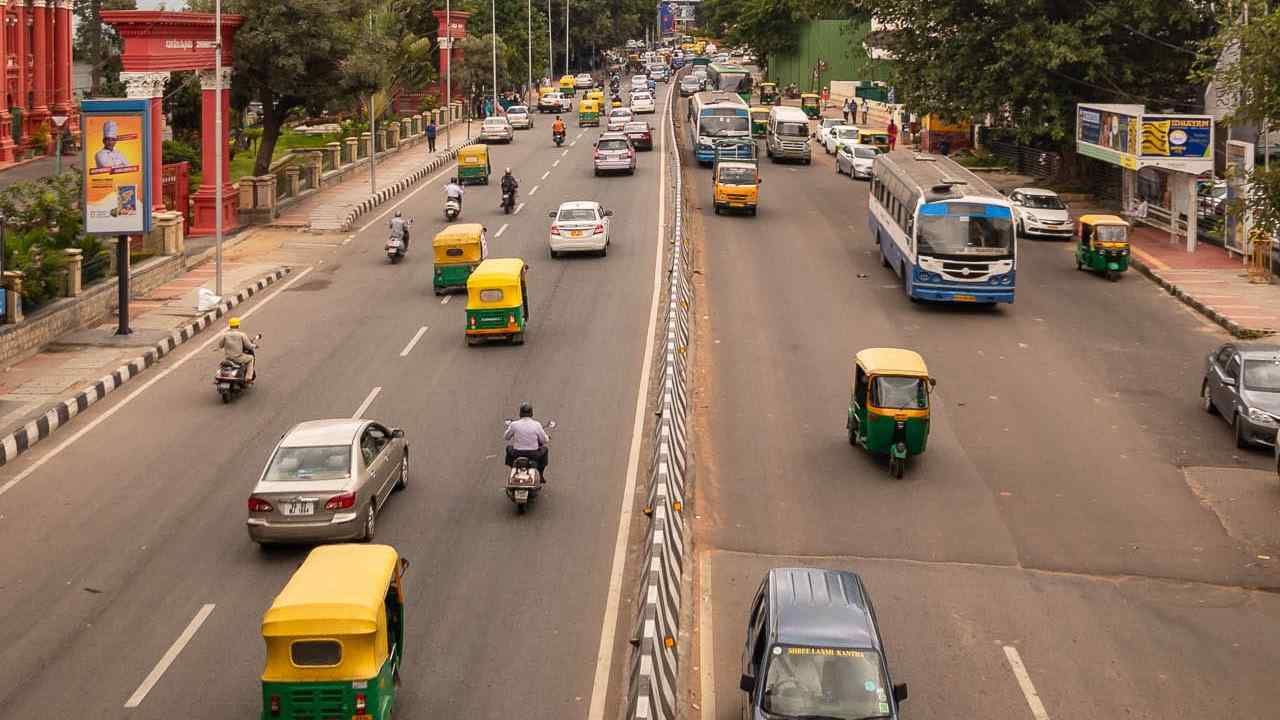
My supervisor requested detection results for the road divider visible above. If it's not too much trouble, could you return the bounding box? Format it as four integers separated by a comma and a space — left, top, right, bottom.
341, 147, 462, 231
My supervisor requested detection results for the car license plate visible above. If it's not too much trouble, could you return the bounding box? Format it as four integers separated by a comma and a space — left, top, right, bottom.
282, 501, 314, 516
570, 230, 584, 237
953, 294, 977, 302
514, 489, 529, 501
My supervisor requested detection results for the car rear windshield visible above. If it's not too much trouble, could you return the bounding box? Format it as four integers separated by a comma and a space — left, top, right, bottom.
1023, 194, 1065, 210
265, 445, 352, 481
508, 106, 527, 114
484, 119, 506, 126
1244, 359, 1280, 392
598, 139, 629, 151
854, 147, 879, 159
625, 123, 649, 133
559, 208, 598, 221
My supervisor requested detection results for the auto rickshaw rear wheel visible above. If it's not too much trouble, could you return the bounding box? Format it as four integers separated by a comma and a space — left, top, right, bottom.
511, 332, 525, 345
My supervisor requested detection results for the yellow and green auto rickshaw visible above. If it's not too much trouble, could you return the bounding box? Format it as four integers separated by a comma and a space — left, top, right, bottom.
465, 258, 530, 346
579, 98, 601, 126
800, 93, 821, 118
750, 106, 770, 139
559, 74, 576, 97
759, 82, 779, 105
846, 348, 935, 478
1074, 214, 1130, 281
857, 129, 891, 153
433, 223, 489, 295
260, 544, 409, 720
457, 144, 490, 185
586, 88, 605, 105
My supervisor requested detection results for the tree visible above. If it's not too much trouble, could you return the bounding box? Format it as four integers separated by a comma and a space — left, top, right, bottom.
341, 4, 436, 117
857, 0, 1216, 147
697, 0, 852, 70
72, 0, 137, 98
454, 34, 512, 106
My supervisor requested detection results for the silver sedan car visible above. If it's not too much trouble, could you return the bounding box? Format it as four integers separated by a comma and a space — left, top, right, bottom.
507, 105, 534, 129
246, 419, 409, 545
480, 116, 514, 143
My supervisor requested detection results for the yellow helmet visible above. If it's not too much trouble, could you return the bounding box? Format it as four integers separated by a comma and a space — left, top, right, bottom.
228, 317, 241, 329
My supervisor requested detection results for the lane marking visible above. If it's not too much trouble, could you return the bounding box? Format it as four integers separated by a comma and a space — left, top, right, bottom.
586, 80, 671, 720
561, 149, 569, 157
441, 295, 452, 305
495, 223, 509, 238
541, 170, 551, 179
399, 326, 429, 357
0, 267, 315, 497
352, 386, 382, 419
357, 160, 459, 233
699, 551, 717, 720
514, 202, 526, 215
529, 185, 540, 196
124, 604, 215, 708
553, 159, 561, 168
1003, 646, 1051, 720
570, 140, 577, 147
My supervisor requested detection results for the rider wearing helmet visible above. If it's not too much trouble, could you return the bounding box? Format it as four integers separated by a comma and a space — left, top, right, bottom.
500, 168, 519, 208
389, 210, 410, 250
217, 316, 257, 382
504, 401, 550, 481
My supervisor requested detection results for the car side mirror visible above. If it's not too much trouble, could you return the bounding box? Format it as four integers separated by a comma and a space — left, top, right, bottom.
739, 674, 756, 693
892, 683, 909, 703
391, 428, 405, 439
604, 209, 614, 216
548, 210, 557, 218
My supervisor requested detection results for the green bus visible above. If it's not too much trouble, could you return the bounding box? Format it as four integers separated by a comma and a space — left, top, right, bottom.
706, 63, 753, 103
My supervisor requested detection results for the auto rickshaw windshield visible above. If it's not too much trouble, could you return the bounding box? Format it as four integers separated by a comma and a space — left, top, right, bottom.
1094, 225, 1127, 242
872, 376, 928, 409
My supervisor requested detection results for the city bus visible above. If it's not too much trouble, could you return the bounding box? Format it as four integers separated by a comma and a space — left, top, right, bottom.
869, 150, 1017, 304
705, 63, 753, 103
687, 91, 751, 165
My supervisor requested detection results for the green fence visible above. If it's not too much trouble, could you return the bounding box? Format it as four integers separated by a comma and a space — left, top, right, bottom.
766, 20, 895, 91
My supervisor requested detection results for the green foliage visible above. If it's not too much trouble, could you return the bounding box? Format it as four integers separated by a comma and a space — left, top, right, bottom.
0, 174, 109, 309
857, 0, 1215, 146
1245, 165, 1280, 240
162, 139, 202, 171
163, 72, 204, 141
455, 34, 512, 98
699, 0, 852, 67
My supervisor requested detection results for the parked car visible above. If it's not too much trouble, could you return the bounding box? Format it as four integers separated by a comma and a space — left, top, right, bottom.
606, 107, 634, 132
1199, 180, 1228, 218
836, 143, 879, 179
1202, 343, 1280, 448
506, 105, 534, 129
739, 568, 908, 720
630, 91, 656, 114
479, 116, 514, 143
593, 132, 637, 176
1008, 187, 1071, 239
548, 200, 613, 257
823, 125, 860, 155
623, 121, 654, 151
246, 419, 408, 545
575, 72, 594, 89
679, 75, 702, 97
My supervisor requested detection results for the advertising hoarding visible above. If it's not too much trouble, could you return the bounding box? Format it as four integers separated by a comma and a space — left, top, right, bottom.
81, 99, 152, 235
1076, 104, 1141, 169
659, 2, 674, 34
1141, 115, 1213, 160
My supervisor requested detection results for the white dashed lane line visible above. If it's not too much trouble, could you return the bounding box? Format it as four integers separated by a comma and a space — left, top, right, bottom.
561, 149, 569, 157
124, 604, 216, 708
352, 386, 383, 419
440, 295, 452, 305
495, 223, 509, 238
1004, 646, 1052, 720
541, 170, 550, 179
399, 326, 429, 357
530, 185, 540, 196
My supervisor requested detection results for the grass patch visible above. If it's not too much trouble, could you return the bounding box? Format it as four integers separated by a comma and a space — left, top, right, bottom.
950, 148, 1010, 169
229, 130, 343, 181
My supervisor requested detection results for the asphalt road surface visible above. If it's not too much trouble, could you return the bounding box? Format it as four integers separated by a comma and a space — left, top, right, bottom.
0, 85, 675, 719
689, 108, 1280, 720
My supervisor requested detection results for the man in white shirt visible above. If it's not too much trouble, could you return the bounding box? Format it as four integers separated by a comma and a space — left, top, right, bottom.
504, 402, 550, 481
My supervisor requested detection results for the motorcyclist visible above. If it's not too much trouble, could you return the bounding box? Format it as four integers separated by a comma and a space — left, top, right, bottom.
499, 168, 518, 208
552, 115, 566, 138
504, 402, 549, 481
445, 176, 465, 211
217, 317, 257, 382
389, 210, 410, 251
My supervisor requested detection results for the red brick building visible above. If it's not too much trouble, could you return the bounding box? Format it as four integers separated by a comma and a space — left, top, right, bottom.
0, 0, 75, 165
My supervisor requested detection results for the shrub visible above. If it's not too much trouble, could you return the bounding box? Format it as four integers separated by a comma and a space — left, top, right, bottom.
0, 173, 109, 310
162, 139, 202, 171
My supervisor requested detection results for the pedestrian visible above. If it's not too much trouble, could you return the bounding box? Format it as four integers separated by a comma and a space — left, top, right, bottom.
886, 118, 898, 151
821, 85, 830, 108
842, 97, 851, 125
426, 119, 438, 152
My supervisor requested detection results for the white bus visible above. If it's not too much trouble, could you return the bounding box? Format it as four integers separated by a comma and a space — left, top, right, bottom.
687, 91, 751, 165
869, 151, 1017, 304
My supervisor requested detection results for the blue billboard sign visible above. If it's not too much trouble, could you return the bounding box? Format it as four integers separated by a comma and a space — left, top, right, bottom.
659, 2, 674, 34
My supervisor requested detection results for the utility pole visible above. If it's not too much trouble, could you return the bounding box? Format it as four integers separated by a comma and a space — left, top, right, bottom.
491, 0, 499, 117
214, 0, 223, 296
446, 0, 452, 151
564, 0, 569, 76
369, 9, 377, 195
547, 0, 553, 82
527, 0, 533, 102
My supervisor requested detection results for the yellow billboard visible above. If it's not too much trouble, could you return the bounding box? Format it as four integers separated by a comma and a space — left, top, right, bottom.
81, 100, 152, 235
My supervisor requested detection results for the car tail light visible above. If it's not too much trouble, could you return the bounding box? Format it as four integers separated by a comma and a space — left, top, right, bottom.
550, 224, 561, 235
593, 149, 600, 159
594, 224, 605, 234
355, 693, 367, 713
628, 149, 635, 159
248, 496, 274, 513
269, 694, 281, 716
324, 492, 355, 511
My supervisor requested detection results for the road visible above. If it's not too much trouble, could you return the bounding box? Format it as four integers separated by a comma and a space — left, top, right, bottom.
0, 87, 674, 718
689, 105, 1280, 719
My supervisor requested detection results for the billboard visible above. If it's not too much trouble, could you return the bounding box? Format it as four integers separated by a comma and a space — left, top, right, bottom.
659, 2, 674, 34
81, 99, 152, 235
1141, 115, 1213, 160
1076, 104, 1141, 169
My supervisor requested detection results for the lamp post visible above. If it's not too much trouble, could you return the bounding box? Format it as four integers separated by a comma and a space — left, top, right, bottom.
491, 0, 499, 118
369, 10, 377, 195
214, 0, 223, 296
445, 0, 452, 151
0, 212, 6, 321
546, 0, 553, 82
527, 0, 532, 103
564, 0, 569, 76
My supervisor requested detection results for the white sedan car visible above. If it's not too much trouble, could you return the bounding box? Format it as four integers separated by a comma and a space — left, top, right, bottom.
1008, 187, 1072, 239
824, 125, 860, 154
548, 201, 613, 257
630, 91, 656, 114
606, 107, 634, 132
631, 74, 649, 91
575, 72, 594, 89
507, 105, 534, 129
813, 118, 845, 151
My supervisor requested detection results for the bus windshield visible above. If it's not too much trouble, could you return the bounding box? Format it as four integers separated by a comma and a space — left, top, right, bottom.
700, 111, 749, 136
916, 202, 1015, 258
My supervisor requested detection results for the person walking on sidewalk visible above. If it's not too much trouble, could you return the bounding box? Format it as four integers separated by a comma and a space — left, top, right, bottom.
842, 97, 851, 125
426, 119, 438, 152
886, 118, 898, 151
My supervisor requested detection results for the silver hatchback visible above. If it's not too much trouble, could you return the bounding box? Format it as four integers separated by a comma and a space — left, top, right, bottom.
246, 419, 409, 545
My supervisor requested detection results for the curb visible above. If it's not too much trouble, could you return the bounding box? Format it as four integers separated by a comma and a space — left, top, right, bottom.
626, 85, 691, 720
339, 147, 462, 231
0, 266, 292, 467
1129, 256, 1272, 339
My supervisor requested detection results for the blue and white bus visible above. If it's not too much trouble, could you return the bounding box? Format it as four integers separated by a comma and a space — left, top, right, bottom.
687, 91, 751, 164
869, 151, 1017, 304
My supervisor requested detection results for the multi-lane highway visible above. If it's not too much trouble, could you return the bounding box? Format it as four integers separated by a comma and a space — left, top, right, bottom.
0, 86, 675, 718
688, 100, 1280, 719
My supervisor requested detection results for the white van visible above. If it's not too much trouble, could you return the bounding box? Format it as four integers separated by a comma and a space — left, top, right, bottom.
766, 106, 811, 163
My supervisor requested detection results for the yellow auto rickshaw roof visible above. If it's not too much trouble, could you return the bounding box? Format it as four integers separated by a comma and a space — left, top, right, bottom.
469, 257, 526, 286
459, 143, 488, 158
750, 106, 770, 113
801, 93, 820, 99
433, 223, 486, 246
262, 544, 399, 638
1078, 214, 1129, 227
760, 82, 777, 88
855, 348, 930, 378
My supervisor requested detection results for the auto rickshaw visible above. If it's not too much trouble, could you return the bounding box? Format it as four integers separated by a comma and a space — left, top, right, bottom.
433, 223, 488, 295
586, 88, 605, 104
260, 545, 408, 720
456, 144, 490, 185
465, 258, 530, 346
559, 74, 576, 97
759, 82, 779, 105
610, 93, 624, 109
846, 348, 935, 478
750, 106, 770, 138
800, 93, 821, 118
857, 129, 891, 153
1074, 214, 1130, 281
579, 98, 601, 126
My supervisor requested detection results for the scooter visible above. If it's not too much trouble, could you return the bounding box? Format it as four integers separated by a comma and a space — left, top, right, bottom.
554, 130, 565, 147
444, 196, 461, 221
501, 187, 517, 214
386, 233, 406, 263
503, 419, 555, 513
214, 333, 262, 404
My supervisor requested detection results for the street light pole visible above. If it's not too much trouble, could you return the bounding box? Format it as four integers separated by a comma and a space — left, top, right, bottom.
564, 0, 569, 76
547, 0, 553, 82
527, 0, 532, 103
369, 10, 377, 195
491, 0, 499, 117
214, 0, 223, 296
446, 0, 452, 151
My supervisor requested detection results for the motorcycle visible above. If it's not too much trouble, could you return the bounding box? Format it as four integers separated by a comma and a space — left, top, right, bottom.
444, 197, 461, 221
503, 419, 556, 513
385, 219, 412, 263
554, 130, 565, 147
214, 333, 262, 404
501, 187, 517, 214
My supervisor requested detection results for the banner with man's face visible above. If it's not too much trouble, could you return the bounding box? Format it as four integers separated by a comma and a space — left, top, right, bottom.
82, 100, 151, 234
